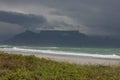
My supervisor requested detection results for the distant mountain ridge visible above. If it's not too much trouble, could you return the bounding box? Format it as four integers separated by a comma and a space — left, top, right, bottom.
3, 30, 86, 46
2, 30, 120, 47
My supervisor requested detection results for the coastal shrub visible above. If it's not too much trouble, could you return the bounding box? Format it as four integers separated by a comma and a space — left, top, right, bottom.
0, 52, 120, 80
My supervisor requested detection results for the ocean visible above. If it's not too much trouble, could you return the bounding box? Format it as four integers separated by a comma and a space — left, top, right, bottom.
0, 45, 120, 59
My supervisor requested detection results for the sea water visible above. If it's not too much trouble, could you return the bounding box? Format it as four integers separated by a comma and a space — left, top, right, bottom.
0, 45, 120, 59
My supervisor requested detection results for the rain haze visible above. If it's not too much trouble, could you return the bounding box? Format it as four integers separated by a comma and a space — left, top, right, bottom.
0, 0, 120, 40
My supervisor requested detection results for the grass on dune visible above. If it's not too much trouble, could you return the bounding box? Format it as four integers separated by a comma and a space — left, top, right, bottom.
0, 51, 120, 80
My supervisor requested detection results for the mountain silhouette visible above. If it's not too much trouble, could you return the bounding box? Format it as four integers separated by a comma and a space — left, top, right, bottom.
2, 30, 120, 47
3, 30, 86, 46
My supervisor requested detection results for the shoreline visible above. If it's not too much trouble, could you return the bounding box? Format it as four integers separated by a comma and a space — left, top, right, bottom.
0, 48, 120, 65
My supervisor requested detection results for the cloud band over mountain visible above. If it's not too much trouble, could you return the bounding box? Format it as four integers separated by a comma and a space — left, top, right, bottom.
0, 0, 120, 40
0, 11, 47, 30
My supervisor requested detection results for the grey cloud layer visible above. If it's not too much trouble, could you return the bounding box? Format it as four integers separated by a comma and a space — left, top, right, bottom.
0, 10, 76, 31
0, 11, 47, 30
0, 0, 120, 36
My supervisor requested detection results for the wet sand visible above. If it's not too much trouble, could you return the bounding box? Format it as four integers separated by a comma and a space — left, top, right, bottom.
0, 48, 120, 65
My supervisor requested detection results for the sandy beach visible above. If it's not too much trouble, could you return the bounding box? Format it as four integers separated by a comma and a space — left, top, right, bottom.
0, 48, 120, 65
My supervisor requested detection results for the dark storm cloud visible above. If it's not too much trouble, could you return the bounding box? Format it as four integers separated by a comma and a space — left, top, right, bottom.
47, 0, 120, 36
0, 11, 47, 30
0, 0, 120, 36
39, 0, 120, 36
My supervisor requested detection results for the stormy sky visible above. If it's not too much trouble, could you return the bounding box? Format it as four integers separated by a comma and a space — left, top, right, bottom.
0, 0, 120, 40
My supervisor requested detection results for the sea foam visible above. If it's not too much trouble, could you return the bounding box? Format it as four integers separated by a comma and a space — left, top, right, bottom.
1, 47, 120, 59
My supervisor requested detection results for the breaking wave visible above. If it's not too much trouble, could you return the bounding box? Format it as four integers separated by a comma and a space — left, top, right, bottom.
1, 46, 120, 59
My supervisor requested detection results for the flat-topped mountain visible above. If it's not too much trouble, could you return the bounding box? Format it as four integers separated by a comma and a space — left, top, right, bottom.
3, 30, 86, 46
2, 30, 120, 47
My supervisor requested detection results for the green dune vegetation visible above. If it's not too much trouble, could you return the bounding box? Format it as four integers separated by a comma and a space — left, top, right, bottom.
0, 52, 120, 80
